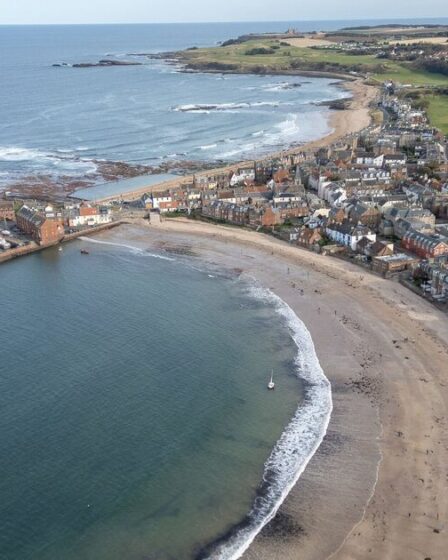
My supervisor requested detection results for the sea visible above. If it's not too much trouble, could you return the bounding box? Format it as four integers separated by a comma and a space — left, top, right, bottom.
0, 18, 446, 560
1, 17, 445, 189
0, 235, 330, 560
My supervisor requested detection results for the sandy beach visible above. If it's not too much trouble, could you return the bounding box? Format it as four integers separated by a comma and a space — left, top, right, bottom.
289, 79, 378, 153
95, 79, 378, 203
103, 218, 448, 560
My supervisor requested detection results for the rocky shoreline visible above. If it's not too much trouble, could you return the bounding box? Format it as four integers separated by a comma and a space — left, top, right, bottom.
148, 51, 359, 80
1, 158, 223, 202
53, 59, 143, 68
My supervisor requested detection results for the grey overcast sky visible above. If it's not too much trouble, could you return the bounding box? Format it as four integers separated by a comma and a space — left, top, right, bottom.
1, 0, 447, 25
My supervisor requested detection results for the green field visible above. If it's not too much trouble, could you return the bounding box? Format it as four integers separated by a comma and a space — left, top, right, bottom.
181, 40, 381, 73
179, 39, 448, 133
427, 95, 448, 134
181, 39, 448, 86
370, 64, 448, 86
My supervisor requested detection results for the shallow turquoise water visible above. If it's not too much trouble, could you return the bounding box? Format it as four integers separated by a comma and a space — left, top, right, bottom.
0, 240, 300, 560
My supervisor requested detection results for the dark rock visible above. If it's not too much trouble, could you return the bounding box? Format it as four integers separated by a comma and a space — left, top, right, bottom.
71, 59, 143, 68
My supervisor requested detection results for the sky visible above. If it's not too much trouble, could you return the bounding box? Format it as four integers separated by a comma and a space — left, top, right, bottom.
1, 0, 448, 25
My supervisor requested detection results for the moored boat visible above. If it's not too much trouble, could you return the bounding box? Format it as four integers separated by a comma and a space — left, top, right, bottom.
267, 370, 275, 390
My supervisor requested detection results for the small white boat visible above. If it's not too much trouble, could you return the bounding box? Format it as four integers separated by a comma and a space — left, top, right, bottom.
267, 370, 275, 390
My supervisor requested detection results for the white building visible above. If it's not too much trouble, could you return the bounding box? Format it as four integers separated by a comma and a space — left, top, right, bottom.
326, 222, 376, 251
68, 206, 112, 228
152, 192, 172, 210
230, 168, 255, 186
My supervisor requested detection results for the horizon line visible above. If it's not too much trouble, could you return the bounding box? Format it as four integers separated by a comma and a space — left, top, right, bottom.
1, 15, 448, 27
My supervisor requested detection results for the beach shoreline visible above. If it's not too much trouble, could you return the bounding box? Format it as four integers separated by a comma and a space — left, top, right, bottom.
91, 78, 378, 203
98, 219, 448, 560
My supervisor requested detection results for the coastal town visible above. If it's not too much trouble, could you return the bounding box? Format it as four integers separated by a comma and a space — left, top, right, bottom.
2, 12, 448, 560
2, 80, 448, 307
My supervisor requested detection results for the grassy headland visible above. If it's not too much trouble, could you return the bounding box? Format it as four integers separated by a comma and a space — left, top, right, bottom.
167, 25, 448, 133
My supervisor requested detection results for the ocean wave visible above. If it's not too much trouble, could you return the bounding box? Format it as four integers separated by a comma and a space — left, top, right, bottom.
200, 143, 218, 150
78, 237, 175, 261
243, 82, 304, 92
0, 146, 54, 162
276, 113, 301, 137
217, 113, 301, 159
173, 101, 280, 113
265, 83, 303, 92
0, 145, 97, 177
164, 152, 186, 159
197, 281, 332, 560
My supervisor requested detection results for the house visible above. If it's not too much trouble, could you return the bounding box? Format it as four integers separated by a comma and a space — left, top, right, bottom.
355, 237, 372, 255
230, 168, 255, 187
68, 205, 112, 227
16, 205, 64, 245
278, 204, 309, 220
152, 191, 172, 210
297, 227, 323, 248
383, 153, 407, 168
261, 207, 283, 227
417, 258, 448, 297
273, 192, 302, 205
158, 199, 183, 213
328, 207, 346, 224
379, 218, 394, 237
319, 182, 347, 206
326, 220, 376, 251
393, 217, 413, 239
354, 151, 376, 166
272, 169, 291, 185
217, 191, 237, 204
347, 202, 381, 229
367, 240, 394, 258
0, 201, 15, 221
357, 238, 394, 257
386, 207, 436, 226
402, 230, 448, 259
372, 253, 418, 274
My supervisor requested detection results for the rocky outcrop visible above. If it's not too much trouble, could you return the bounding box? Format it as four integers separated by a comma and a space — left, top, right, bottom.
53, 59, 142, 68
315, 98, 352, 110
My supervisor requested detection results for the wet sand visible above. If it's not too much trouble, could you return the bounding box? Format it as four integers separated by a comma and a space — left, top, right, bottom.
103, 219, 448, 560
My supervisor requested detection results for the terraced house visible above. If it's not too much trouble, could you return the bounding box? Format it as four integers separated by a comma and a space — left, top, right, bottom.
15, 205, 64, 245
402, 230, 448, 259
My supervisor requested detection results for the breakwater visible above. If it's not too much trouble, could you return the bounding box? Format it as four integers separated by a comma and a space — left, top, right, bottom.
0, 222, 122, 265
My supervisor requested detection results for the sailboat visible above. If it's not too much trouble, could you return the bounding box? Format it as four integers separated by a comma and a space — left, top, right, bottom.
267, 370, 275, 390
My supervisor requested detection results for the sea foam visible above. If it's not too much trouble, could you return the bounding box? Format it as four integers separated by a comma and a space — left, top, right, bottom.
173, 101, 281, 113
78, 237, 175, 261
198, 281, 332, 560
0, 145, 98, 180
